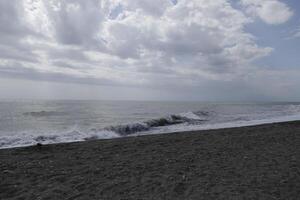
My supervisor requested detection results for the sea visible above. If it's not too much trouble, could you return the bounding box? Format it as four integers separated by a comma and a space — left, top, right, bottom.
1, 100, 300, 149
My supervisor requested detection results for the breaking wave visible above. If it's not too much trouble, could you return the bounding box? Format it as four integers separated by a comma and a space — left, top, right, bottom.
105, 111, 206, 135
0, 111, 206, 148
2, 107, 300, 149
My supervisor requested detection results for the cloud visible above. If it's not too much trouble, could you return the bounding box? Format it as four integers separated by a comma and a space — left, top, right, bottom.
292, 26, 300, 38
0, 0, 277, 91
42, 0, 106, 47
240, 0, 293, 25
0, 1, 39, 63
101, 0, 273, 79
0, 1, 31, 37
107, 0, 174, 17
0, 60, 119, 86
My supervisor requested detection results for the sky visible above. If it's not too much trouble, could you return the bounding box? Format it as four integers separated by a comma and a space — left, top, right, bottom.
0, 0, 300, 101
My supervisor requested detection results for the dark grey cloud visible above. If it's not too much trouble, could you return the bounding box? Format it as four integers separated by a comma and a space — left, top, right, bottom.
44, 0, 105, 48
159, 26, 223, 55
0, 45, 38, 63
48, 48, 90, 63
0, 61, 117, 86
0, 1, 30, 37
51, 60, 87, 70
0, 1, 39, 63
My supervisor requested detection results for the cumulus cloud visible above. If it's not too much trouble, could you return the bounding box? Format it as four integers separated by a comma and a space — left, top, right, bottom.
240, 0, 293, 25
101, 0, 273, 81
0, 0, 284, 90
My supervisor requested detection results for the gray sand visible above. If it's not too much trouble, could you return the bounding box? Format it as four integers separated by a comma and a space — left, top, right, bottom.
1, 121, 300, 199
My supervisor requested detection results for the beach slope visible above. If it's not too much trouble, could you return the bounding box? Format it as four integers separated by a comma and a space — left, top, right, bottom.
1, 121, 300, 199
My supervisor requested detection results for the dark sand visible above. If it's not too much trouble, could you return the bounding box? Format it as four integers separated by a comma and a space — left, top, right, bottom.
1, 121, 300, 200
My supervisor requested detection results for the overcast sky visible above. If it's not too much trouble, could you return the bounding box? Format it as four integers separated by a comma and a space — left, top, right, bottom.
0, 0, 300, 101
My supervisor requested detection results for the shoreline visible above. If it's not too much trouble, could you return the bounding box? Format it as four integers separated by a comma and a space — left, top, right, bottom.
2, 116, 300, 150
1, 120, 299, 199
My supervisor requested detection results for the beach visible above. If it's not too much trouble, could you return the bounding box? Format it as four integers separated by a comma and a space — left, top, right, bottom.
1, 121, 299, 199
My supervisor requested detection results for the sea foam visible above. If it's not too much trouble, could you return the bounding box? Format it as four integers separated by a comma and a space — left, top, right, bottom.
1, 102, 300, 149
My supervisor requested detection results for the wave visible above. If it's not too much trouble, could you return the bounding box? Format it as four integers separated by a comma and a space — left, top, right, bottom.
3, 108, 300, 149
23, 111, 65, 117
0, 111, 206, 149
0, 129, 119, 149
105, 111, 206, 135
136, 112, 300, 136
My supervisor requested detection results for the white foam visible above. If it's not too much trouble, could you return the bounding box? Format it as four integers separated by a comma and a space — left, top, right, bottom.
178, 111, 205, 120
136, 113, 300, 135
2, 109, 300, 149
0, 129, 119, 149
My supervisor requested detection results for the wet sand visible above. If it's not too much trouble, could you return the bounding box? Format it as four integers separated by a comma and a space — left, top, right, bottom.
1, 121, 300, 199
